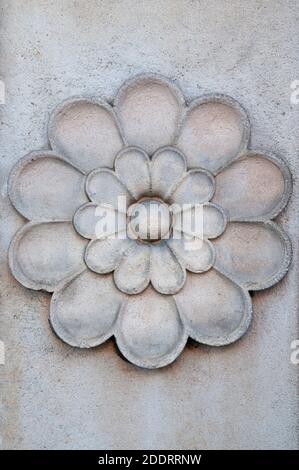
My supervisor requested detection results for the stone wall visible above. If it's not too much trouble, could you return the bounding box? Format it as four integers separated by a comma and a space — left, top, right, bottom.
0, 0, 298, 449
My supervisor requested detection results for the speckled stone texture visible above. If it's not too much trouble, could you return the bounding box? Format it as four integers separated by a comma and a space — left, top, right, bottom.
0, 0, 298, 449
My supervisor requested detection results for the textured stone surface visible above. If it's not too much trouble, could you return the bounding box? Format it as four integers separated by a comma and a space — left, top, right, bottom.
0, 0, 298, 449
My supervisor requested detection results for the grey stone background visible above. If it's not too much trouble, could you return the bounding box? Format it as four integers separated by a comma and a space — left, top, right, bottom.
0, 0, 298, 449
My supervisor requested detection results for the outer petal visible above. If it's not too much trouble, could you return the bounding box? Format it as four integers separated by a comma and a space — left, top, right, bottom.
115, 286, 187, 368
50, 270, 123, 348
86, 168, 133, 210
73, 202, 127, 240
48, 97, 124, 173
8, 151, 87, 221
114, 74, 185, 155
212, 152, 292, 221
150, 243, 186, 294
213, 221, 292, 290
151, 146, 187, 200
114, 147, 151, 199
85, 237, 134, 274
176, 94, 250, 174
167, 238, 215, 273
9, 222, 86, 292
169, 169, 215, 205
114, 243, 151, 294
175, 269, 252, 346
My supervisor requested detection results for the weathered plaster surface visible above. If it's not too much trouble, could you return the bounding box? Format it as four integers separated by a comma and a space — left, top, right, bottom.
0, 0, 298, 449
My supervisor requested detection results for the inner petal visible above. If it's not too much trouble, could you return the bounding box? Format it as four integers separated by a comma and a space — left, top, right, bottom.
114, 243, 151, 294
169, 169, 215, 205
114, 147, 151, 199
167, 237, 215, 273
86, 168, 133, 211
74, 202, 127, 240
150, 243, 186, 294
173, 203, 227, 239
85, 237, 134, 274
151, 147, 187, 200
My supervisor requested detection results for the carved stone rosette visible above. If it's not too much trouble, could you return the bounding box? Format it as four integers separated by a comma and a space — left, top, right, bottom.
8, 74, 292, 368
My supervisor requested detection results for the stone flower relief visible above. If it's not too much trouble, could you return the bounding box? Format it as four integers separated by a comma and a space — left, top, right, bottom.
8, 75, 292, 369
